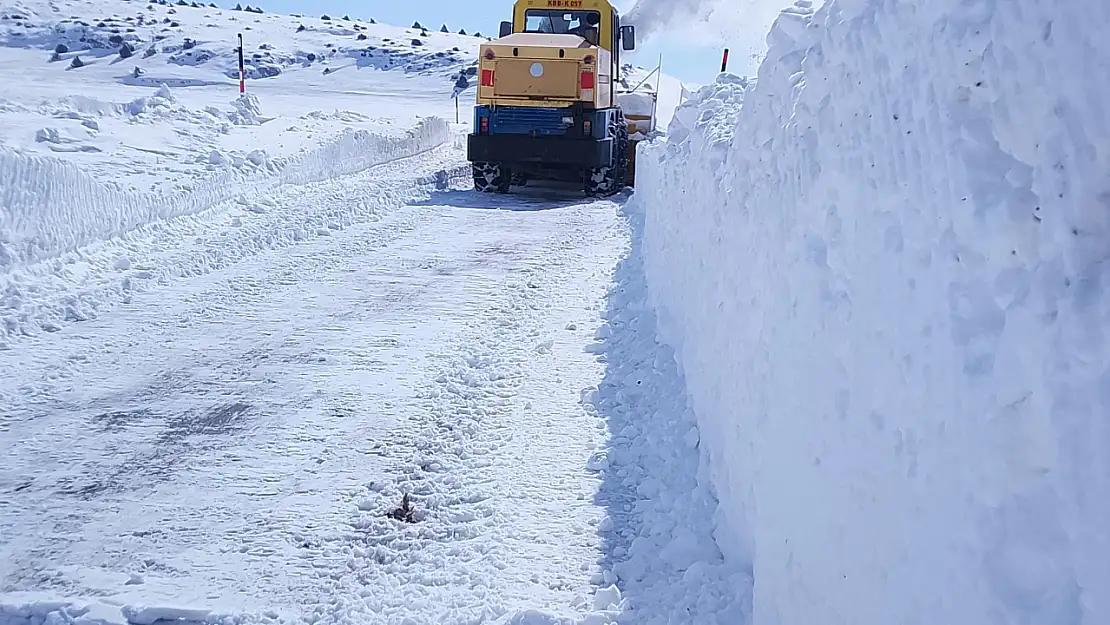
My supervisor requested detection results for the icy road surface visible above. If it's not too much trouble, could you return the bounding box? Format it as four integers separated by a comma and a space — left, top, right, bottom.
0, 184, 631, 622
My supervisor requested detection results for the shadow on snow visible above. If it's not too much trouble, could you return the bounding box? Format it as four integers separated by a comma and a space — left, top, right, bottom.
585, 198, 752, 624
412, 183, 624, 212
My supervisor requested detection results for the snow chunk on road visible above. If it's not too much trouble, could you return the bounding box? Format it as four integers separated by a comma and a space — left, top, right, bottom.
0, 596, 280, 625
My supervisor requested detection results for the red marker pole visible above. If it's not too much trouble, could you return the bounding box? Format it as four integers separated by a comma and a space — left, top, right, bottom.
720, 48, 729, 73
237, 33, 245, 93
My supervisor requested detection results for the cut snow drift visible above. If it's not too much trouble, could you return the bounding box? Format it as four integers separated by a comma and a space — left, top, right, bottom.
0, 116, 451, 268
634, 0, 1110, 624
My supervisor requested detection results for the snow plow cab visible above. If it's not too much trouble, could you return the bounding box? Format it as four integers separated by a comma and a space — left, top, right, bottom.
467, 0, 649, 196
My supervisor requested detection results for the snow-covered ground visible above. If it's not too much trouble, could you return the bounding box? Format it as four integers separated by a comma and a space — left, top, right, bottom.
17, 0, 1107, 622
1, 0, 716, 624
634, 0, 1110, 624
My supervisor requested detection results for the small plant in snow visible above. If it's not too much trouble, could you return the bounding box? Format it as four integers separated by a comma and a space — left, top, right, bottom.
388, 493, 417, 523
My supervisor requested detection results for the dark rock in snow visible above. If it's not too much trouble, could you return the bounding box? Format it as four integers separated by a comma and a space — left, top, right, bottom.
118, 42, 134, 58
54, 43, 68, 53
440, 24, 448, 32
410, 38, 423, 46
356, 33, 366, 40
411, 21, 422, 29
69, 55, 84, 68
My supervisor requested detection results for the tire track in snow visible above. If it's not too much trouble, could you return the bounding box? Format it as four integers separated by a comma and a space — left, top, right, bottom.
0, 187, 631, 625
289, 195, 631, 625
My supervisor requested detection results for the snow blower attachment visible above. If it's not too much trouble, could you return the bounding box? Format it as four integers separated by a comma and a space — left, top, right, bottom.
466, 0, 657, 196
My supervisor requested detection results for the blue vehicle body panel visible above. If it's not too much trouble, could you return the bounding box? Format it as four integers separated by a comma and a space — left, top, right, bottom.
473, 105, 615, 139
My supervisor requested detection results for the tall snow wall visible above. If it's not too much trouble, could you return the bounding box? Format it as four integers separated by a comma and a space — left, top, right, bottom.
633, 1, 1110, 624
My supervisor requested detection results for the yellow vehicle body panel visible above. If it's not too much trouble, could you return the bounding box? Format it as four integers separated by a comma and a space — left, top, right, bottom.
475, 33, 613, 109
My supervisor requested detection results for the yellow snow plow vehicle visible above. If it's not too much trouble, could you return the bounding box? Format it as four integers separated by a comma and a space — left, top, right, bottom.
467, 0, 658, 196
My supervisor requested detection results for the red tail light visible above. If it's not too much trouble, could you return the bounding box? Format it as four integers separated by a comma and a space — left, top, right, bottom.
481, 69, 495, 87
580, 71, 595, 90
479, 116, 489, 133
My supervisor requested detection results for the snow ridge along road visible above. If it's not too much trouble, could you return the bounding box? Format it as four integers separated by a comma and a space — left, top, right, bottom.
0, 178, 740, 624
0, 118, 461, 345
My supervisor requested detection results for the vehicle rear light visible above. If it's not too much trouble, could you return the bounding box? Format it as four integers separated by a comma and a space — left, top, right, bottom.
481, 69, 495, 87
580, 71, 595, 90
583, 120, 591, 135
479, 116, 489, 133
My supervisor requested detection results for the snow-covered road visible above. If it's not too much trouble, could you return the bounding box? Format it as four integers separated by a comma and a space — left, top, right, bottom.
0, 180, 633, 623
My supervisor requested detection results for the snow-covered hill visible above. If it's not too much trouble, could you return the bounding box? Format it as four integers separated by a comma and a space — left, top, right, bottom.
0, 0, 484, 196
633, 0, 1110, 624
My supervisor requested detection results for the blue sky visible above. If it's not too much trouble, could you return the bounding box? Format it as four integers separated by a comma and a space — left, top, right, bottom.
247, 0, 773, 85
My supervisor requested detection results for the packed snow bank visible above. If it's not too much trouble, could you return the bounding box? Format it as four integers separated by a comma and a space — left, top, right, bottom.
0, 118, 464, 341
0, 116, 451, 269
0, 595, 280, 625
634, 1, 1110, 624
583, 199, 750, 624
